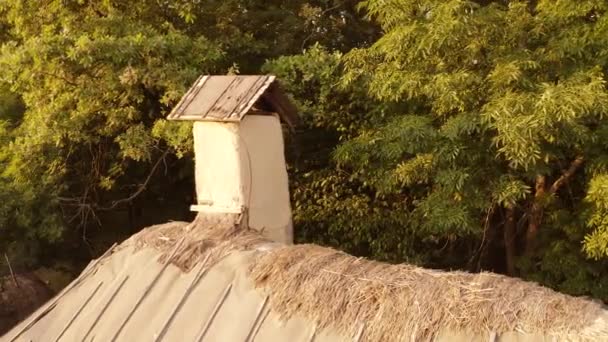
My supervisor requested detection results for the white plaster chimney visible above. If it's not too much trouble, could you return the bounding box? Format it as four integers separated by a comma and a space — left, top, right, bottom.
166, 75, 298, 244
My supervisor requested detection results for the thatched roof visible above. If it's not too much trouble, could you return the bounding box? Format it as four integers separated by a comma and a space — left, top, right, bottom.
4, 214, 608, 341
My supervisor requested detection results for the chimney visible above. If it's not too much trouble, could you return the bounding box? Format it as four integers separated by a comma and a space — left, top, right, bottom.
167, 75, 299, 244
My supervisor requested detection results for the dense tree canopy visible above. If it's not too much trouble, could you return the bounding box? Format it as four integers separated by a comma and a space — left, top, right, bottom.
1, 0, 608, 302
270, 0, 608, 299
0, 0, 373, 270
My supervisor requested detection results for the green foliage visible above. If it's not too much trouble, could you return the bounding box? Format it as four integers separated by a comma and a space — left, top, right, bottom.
265, 46, 420, 261
0, 1, 224, 267
300, 0, 608, 299
0, 0, 378, 274
584, 174, 608, 259
0, 85, 63, 266
492, 177, 531, 207
151, 120, 193, 158
394, 153, 435, 186
267, 44, 478, 265
262, 2, 608, 300
3, 0, 608, 304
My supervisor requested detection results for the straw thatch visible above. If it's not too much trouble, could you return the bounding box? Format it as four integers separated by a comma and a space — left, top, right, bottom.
125, 213, 268, 271
249, 244, 608, 341
128, 214, 608, 342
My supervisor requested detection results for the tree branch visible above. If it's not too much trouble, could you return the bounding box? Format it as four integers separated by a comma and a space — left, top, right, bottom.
4, 253, 19, 287
525, 156, 585, 256
504, 205, 517, 276
58, 148, 172, 220
470, 203, 496, 272
549, 156, 585, 194
38, 71, 77, 86
525, 175, 546, 256
300, 2, 344, 50
99, 148, 171, 211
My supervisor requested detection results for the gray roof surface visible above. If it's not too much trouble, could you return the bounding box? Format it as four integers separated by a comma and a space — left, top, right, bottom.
4, 219, 607, 342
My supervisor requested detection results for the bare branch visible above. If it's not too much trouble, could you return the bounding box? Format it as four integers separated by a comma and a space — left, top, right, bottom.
58, 148, 172, 230
38, 71, 78, 87
98, 148, 171, 211
4, 253, 19, 288
300, 2, 344, 50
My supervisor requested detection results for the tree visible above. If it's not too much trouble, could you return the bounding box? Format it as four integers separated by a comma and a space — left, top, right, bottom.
4, 0, 608, 303
259, 0, 608, 301
0, 0, 375, 270
320, 0, 608, 298
0, 0, 225, 264
264, 46, 422, 262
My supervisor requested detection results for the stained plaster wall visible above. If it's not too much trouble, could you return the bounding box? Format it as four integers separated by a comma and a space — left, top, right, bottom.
192, 115, 293, 244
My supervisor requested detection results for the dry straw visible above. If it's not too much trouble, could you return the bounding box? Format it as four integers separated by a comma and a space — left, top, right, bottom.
127, 213, 266, 271
128, 215, 608, 341
249, 244, 608, 341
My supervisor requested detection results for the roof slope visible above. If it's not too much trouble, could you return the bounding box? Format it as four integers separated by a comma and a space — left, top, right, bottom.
0, 274, 53, 335
167, 75, 298, 130
4, 215, 608, 342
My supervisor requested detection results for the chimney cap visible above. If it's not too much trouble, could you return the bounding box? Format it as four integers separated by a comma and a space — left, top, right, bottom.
167, 75, 299, 130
